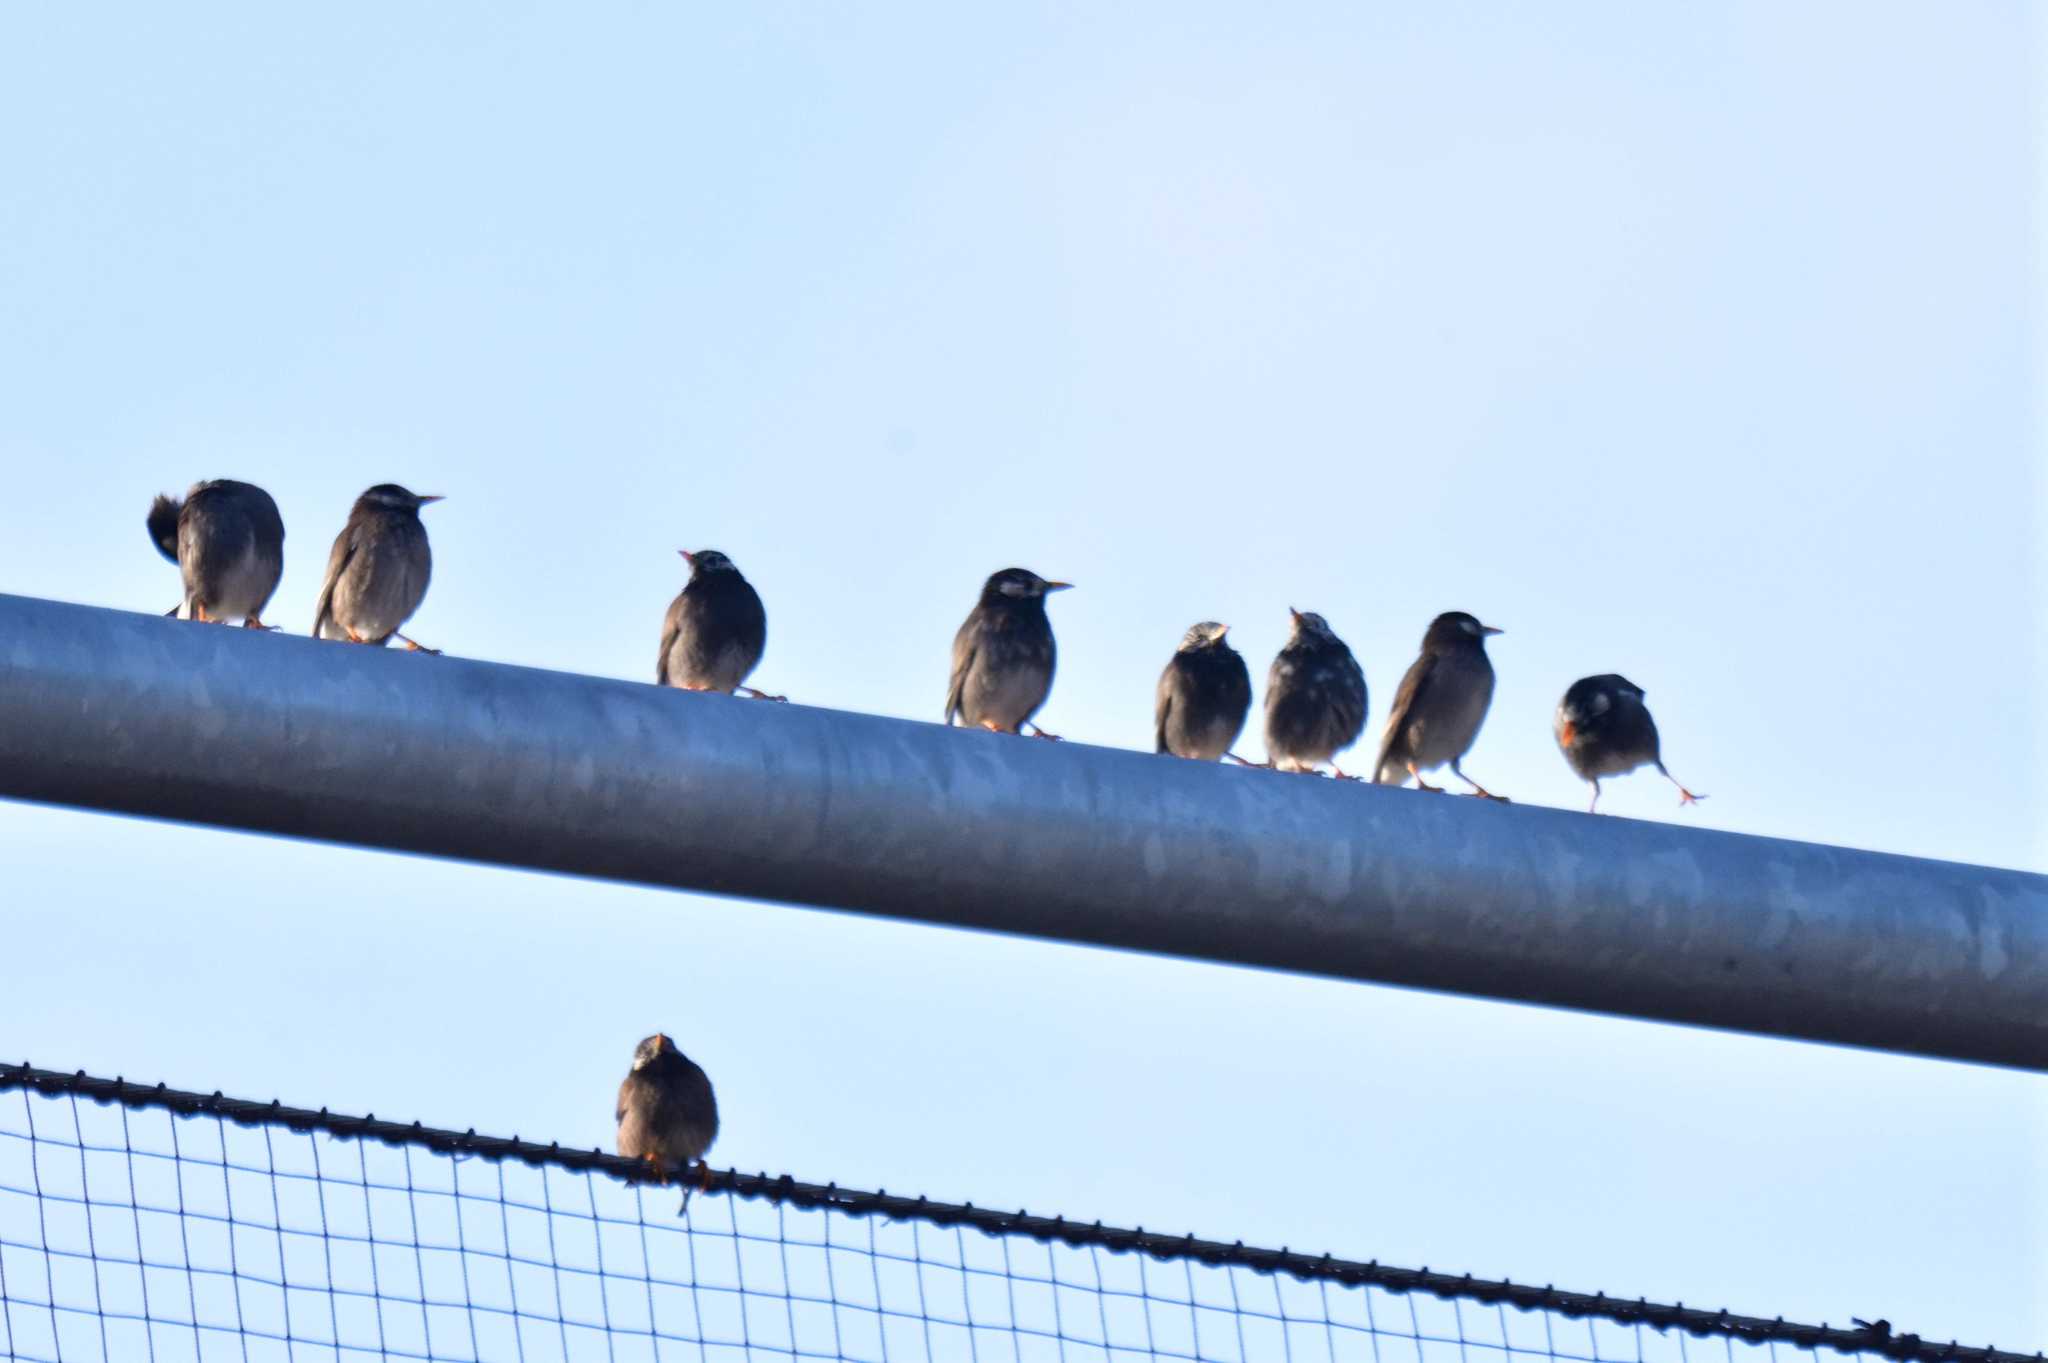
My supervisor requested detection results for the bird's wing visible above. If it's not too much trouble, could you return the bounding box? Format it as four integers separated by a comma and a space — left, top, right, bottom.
655, 596, 683, 686
615, 1074, 635, 1128
944, 615, 979, 725
310, 529, 355, 638
1373, 652, 1436, 781
1153, 663, 1176, 753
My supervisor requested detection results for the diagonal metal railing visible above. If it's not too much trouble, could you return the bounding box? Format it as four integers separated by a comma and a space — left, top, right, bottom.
1, 593, 2044, 1071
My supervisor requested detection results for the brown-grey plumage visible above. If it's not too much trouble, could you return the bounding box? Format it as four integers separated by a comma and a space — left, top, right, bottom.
1554, 673, 1705, 813
1263, 610, 1368, 776
312, 484, 442, 651
945, 568, 1071, 738
1155, 622, 1251, 761
657, 550, 778, 698
146, 479, 285, 626
615, 1033, 719, 1178
1373, 611, 1505, 798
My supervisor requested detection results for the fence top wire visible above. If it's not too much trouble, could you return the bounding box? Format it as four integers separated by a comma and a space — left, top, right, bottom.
0, 1062, 2031, 1363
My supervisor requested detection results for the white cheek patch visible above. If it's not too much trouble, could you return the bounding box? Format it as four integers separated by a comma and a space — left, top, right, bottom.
1461, 619, 1479, 635
1589, 692, 1612, 715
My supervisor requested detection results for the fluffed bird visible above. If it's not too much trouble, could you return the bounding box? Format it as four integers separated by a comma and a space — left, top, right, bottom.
615, 1033, 720, 1193
657, 549, 780, 699
1373, 611, 1505, 798
1554, 674, 1706, 813
1263, 609, 1368, 777
146, 480, 286, 627
945, 567, 1071, 739
1155, 622, 1252, 762
311, 484, 442, 652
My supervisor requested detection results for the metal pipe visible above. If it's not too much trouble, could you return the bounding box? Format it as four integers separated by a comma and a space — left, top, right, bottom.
1, 592, 2043, 1069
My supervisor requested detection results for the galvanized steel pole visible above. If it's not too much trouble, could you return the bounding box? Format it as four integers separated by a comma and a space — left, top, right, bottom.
1, 592, 2042, 1069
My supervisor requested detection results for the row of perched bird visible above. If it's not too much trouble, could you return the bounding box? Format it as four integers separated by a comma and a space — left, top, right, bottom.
148, 477, 1704, 812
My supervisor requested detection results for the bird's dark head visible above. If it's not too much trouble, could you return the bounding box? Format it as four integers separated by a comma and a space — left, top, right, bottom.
982, 568, 1072, 603
632, 1033, 677, 1071
680, 549, 740, 578
1177, 621, 1232, 652
1424, 611, 1502, 651
359, 484, 443, 514
1555, 674, 1642, 745
1286, 609, 1339, 645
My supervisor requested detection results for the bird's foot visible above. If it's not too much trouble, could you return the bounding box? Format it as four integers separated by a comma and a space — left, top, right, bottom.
640, 1152, 669, 1186
1466, 789, 1511, 803
738, 686, 789, 703
1328, 764, 1360, 781
1676, 787, 1706, 807
978, 719, 1010, 733
1413, 777, 1445, 793
675, 1161, 714, 1217
346, 629, 369, 644
1224, 752, 1263, 767
193, 603, 213, 623
398, 634, 442, 655
1025, 724, 1063, 742
242, 617, 279, 631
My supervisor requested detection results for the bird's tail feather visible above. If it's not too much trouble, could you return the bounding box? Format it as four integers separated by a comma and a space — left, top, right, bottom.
146, 495, 182, 563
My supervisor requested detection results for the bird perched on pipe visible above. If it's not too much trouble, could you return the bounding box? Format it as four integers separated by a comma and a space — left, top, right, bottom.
1155, 622, 1252, 762
1554, 674, 1706, 813
946, 567, 1071, 739
146, 479, 286, 628
657, 549, 781, 700
1263, 609, 1368, 777
311, 484, 442, 652
616, 1033, 719, 1198
1373, 611, 1506, 799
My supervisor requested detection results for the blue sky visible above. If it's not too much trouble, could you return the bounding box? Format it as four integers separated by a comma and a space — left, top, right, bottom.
2, 0, 2043, 1348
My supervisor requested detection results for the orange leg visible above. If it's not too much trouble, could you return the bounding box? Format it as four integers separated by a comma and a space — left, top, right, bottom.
193, 602, 213, 623
397, 633, 441, 655
1657, 763, 1705, 807
1025, 722, 1062, 742
1407, 763, 1445, 794
1450, 764, 1509, 802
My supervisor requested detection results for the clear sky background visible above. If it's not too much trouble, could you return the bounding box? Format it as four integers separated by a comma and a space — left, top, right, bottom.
2, 1, 2044, 1348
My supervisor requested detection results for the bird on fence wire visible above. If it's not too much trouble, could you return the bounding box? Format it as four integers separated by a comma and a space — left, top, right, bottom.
657, 549, 783, 700
945, 567, 1072, 740
310, 484, 443, 652
1554, 674, 1706, 813
1372, 611, 1507, 799
1155, 622, 1253, 763
616, 1032, 719, 1210
1263, 609, 1369, 777
146, 479, 286, 628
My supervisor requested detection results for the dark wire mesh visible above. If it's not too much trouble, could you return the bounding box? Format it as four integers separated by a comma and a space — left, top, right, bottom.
0, 1068, 2032, 1363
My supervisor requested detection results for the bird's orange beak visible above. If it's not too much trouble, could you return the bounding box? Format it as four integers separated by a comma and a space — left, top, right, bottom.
1042, 580, 1073, 592
678, 550, 694, 563
1288, 607, 1303, 624
653, 1032, 669, 1050
1483, 625, 1503, 636
1559, 721, 1576, 747
416, 495, 445, 505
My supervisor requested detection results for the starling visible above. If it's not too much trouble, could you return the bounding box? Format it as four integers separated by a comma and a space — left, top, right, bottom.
1554, 674, 1706, 813
1372, 611, 1505, 798
311, 484, 442, 652
146, 479, 286, 627
945, 567, 1071, 739
657, 549, 781, 699
615, 1032, 720, 1185
1155, 622, 1252, 762
1263, 609, 1368, 777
